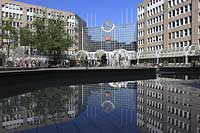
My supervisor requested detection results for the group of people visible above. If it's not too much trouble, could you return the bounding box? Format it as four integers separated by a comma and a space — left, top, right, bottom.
16, 59, 43, 68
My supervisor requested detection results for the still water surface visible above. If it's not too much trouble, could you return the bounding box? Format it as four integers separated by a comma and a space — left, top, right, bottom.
0, 75, 200, 133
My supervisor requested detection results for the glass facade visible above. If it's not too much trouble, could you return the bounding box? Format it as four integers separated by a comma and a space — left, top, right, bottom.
84, 22, 137, 52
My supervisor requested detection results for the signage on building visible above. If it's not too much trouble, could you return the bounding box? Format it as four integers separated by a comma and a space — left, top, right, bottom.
105, 36, 111, 41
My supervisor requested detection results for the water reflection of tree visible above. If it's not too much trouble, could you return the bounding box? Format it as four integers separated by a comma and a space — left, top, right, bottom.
22, 86, 74, 124
0, 85, 76, 131
1, 96, 21, 115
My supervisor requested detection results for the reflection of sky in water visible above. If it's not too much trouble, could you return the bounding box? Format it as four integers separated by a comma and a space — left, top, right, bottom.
1, 76, 200, 133
17, 82, 139, 133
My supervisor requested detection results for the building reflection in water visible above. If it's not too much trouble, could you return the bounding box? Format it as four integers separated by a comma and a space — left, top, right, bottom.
0, 81, 138, 133
1, 77, 200, 133
0, 85, 81, 133
137, 77, 200, 133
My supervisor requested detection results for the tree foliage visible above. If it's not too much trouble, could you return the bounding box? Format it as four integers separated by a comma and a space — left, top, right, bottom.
0, 19, 18, 57
32, 17, 73, 64
20, 26, 33, 47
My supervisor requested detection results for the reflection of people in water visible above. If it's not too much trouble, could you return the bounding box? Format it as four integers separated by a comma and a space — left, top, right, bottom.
119, 54, 121, 67
31, 60, 36, 68
84, 56, 88, 69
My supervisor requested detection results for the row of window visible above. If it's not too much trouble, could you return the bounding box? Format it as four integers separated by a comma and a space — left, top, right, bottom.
168, 95, 191, 107
138, 31, 144, 37
138, 6, 144, 13
168, 41, 191, 49
2, 11, 22, 20
168, 4, 192, 18
146, 84, 163, 90
138, 39, 144, 45
27, 24, 34, 30
3, 114, 23, 122
138, 48, 145, 52
147, 99, 163, 110
3, 123, 23, 130
2, 3, 22, 11
167, 106, 190, 119
137, 113, 144, 120
167, 87, 189, 95
168, 0, 189, 8
137, 104, 144, 111
137, 88, 144, 95
2, 20, 22, 28
148, 0, 163, 7
147, 45, 164, 51
147, 126, 160, 133
147, 15, 164, 26
147, 108, 163, 120
138, 13, 144, 21
147, 35, 164, 44
137, 96, 144, 103
147, 90, 163, 100
67, 29, 75, 35
138, 22, 145, 29
147, 4, 164, 17
147, 25, 164, 35
168, 16, 192, 29
167, 127, 184, 133
167, 116, 190, 131
169, 28, 192, 39
27, 8, 45, 15
147, 117, 163, 130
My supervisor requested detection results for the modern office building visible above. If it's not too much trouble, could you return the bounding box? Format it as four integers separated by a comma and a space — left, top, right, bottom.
0, 0, 86, 57
137, 0, 200, 65
84, 21, 137, 52
137, 78, 200, 133
76, 20, 138, 67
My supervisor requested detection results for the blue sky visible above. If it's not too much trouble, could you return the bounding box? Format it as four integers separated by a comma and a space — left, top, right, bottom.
17, 0, 143, 27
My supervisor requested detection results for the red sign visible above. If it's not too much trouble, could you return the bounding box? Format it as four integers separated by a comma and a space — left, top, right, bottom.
105, 92, 111, 97
105, 36, 111, 41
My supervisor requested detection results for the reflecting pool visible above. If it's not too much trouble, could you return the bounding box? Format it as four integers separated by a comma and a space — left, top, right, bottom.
0, 75, 200, 133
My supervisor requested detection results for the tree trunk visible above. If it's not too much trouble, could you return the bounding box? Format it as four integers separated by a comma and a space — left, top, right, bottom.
7, 43, 10, 58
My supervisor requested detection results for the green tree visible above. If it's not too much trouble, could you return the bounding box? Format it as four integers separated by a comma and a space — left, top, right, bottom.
20, 26, 34, 55
32, 16, 73, 64
46, 19, 73, 64
32, 18, 48, 55
0, 20, 18, 57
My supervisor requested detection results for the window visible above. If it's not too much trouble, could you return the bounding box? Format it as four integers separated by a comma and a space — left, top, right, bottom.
176, 20, 179, 27
176, 8, 179, 15
189, 28, 192, 35
180, 30, 183, 37
172, 21, 175, 27
169, 11, 171, 18
185, 17, 188, 24
173, 10, 175, 16
176, 31, 179, 38
180, 7, 183, 13
184, 29, 188, 36
185, 5, 188, 12
180, 18, 183, 25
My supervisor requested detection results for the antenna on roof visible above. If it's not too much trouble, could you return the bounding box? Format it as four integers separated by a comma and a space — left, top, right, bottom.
90, 13, 93, 27
94, 13, 97, 27
121, 9, 123, 24
86, 13, 89, 27
131, 8, 133, 23
126, 8, 128, 24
